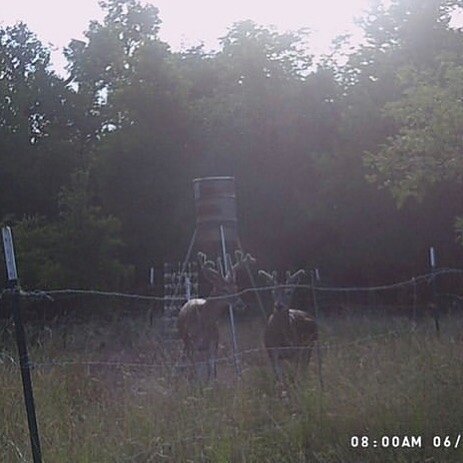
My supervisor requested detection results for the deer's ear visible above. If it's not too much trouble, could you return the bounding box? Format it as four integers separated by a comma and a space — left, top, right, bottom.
258, 270, 276, 286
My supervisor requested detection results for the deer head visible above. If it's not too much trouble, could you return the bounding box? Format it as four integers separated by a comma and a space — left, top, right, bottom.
259, 269, 305, 312
198, 251, 255, 307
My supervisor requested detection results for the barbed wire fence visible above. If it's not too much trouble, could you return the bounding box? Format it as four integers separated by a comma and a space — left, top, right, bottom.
19, 329, 405, 372
2, 265, 463, 462
2, 266, 461, 303
1, 267, 463, 375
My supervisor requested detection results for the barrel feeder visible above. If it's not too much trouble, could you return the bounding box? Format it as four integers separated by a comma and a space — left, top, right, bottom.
193, 176, 238, 252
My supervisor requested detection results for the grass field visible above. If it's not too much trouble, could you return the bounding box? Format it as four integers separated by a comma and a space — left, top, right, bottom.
1, 308, 463, 462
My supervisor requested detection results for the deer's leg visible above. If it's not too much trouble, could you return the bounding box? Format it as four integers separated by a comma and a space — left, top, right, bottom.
206, 343, 212, 381
183, 346, 195, 381
207, 341, 217, 381
212, 340, 218, 379
195, 350, 209, 382
294, 347, 302, 379
307, 345, 313, 369
296, 345, 311, 379
184, 341, 203, 381
269, 348, 283, 382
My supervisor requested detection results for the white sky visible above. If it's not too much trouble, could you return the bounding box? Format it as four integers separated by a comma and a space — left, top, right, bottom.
0, 0, 373, 75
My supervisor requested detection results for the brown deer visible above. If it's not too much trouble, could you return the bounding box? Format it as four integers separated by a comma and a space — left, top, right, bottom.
177, 251, 254, 380
259, 269, 318, 381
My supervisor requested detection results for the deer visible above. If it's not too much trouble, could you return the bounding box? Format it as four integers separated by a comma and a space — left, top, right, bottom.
177, 251, 255, 381
259, 269, 318, 381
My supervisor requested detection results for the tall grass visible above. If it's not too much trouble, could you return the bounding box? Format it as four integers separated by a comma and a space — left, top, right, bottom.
2, 311, 463, 462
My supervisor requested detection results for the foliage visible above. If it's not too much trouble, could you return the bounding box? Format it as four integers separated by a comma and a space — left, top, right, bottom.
366, 63, 463, 204
0, 23, 82, 219
13, 171, 130, 289
3, 0, 463, 288
353, 0, 463, 205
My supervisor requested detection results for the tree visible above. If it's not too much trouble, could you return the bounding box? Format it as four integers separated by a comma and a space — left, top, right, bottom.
311, 0, 463, 280
64, 0, 194, 280
345, 0, 463, 204
366, 62, 463, 203
0, 23, 83, 219
187, 21, 343, 267
13, 170, 130, 289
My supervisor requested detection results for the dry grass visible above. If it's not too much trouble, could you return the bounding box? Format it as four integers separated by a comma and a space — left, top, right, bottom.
2, 309, 463, 462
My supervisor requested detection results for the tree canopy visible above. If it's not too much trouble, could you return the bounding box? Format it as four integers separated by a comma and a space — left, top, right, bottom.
2, 0, 463, 289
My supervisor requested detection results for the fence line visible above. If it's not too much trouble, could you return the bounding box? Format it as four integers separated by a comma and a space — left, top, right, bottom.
442, 293, 463, 302
314, 268, 463, 292
18, 328, 406, 372
1, 268, 462, 305
0, 269, 459, 375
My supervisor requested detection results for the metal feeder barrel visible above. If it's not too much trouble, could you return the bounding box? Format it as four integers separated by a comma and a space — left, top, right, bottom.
193, 176, 238, 249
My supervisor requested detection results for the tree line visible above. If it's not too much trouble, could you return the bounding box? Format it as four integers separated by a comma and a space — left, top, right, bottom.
2, 0, 463, 290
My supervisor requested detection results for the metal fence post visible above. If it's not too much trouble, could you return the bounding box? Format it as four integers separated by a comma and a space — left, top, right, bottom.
311, 269, 324, 391
429, 247, 440, 335
2, 226, 42, 463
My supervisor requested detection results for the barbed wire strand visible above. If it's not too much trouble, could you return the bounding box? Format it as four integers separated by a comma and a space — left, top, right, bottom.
22, 328, 406, 372
2, 268, 463, 305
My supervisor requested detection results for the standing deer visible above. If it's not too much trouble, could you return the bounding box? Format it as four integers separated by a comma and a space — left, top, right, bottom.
177, 251, 254, 380
259, 269, 318, 381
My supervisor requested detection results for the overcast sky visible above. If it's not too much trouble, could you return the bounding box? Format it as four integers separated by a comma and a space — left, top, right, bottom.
1, 0, 374, 75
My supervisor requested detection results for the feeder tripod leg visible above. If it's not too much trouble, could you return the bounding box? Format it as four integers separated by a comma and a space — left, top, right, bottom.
220, 225, 241, 378
168, 228, 197, 312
